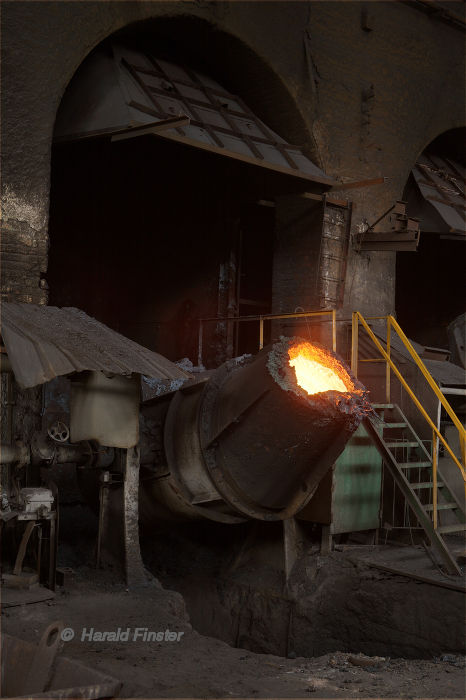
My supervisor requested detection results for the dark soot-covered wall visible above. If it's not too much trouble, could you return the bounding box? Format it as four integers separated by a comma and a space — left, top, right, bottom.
2, 2, 465, 319
48, 134, 289, 364
49, 136, 231, 363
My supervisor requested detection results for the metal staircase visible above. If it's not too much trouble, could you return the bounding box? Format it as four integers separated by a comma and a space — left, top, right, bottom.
364, 403, 465, 575
350, 312, 466, 577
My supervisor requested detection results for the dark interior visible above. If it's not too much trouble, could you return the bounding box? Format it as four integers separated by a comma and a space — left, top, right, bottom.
48, 134, 304, 365
396, 129, 466, 350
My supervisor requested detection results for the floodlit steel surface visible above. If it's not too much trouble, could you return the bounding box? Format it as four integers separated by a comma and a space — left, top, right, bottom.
412, 153, 465, 238
140, 337, 371, 523
70, 372, 141, 448
54, 43, 336, 187
0, 303, 191, 389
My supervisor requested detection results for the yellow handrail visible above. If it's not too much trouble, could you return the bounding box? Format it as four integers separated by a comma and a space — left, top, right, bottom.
257, 309, 336, 352
352, 312, 466, 486
432, 427, 438, 530
198, 309, 337, 366
387, 315, 464, 437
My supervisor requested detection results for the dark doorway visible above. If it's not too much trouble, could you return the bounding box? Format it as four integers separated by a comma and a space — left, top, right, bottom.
396, 129, 465, 349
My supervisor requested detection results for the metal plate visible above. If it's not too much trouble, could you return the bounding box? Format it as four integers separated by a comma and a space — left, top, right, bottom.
54, 43, 336, 187
70, 371, 140, 448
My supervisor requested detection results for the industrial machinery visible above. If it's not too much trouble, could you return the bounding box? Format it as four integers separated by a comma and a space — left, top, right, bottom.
2, 302, 464, 589
139, 337, 370, 524
1, 301, 371, 588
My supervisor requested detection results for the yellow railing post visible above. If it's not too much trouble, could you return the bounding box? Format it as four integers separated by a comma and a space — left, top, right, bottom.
432, 428, 438, 530
332, 309, 337, 354
389, 316, 464, 440
351, 312, 359, 376
356, 313, 465, 479
386, 317, 391, 404
259, 317, 264, 351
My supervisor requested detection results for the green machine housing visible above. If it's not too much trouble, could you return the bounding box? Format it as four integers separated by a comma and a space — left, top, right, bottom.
299, 423, 383, 534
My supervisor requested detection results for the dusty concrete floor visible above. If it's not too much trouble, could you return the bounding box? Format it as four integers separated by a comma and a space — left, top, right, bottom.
138, 519, 466, 660
2, 565, 466, 699
3, 505, 465, 698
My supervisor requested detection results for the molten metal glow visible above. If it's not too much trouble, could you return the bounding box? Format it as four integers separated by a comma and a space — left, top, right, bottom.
288, 343, 354, 395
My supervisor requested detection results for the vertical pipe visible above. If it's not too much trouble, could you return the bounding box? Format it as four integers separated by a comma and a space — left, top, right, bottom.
460, 434, 466, 501
460, 432, 466, 471
6, 373, 13, 444
1, 355, 14, 445
386, 317, 391, 404
332, 309, 337, 353
96, 477, 106, 569
351, 312, 358, 375
123, 446, 147, 587
37, 525, 43, 582
48, 515, 57, 591
432, 427, 438, 530
197, 320, 203, 367
259, 317, 264, 350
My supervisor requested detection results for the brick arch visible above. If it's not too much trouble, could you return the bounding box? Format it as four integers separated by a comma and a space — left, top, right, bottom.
397, 126, 466, 196
416, 127, 466, 166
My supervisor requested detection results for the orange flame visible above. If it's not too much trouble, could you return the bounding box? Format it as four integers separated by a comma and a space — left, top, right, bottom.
288, 342, 355, 396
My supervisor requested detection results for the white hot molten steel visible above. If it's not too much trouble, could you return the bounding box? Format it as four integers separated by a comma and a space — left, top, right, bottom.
288, 343, 356, 396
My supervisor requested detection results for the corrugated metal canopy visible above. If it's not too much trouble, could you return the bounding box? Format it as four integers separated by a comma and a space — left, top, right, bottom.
412, 153, 465, 239
54, 43, 336, 187
0, 303, 191, 389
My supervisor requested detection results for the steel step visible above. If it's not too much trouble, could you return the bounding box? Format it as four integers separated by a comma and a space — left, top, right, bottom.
385, 441, 420, 448
398, 461, 432, 469
437, 523, 466, 534
384, 422, 408, 429
372, 403, 395, 409
425, 502, 458, 512
363, 415, 462, 575
411, 481, 444, 489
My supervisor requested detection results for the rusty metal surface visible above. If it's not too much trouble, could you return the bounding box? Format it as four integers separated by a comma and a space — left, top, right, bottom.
448, 313, 466, 369
412, 153, 465, 237
54, 43, 336, 187
0, 303, 191, 389
356, 201, 421, 252
142, 338, 371, 523
317, 200, 352, 308
93, 448, 151, 587
20, 621, 63, 696
122, 446, 149, 587
1, 628, 121, 698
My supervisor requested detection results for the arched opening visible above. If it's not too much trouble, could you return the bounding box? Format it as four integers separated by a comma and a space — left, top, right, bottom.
395, 128, 465, 350
47, 18, 327, 367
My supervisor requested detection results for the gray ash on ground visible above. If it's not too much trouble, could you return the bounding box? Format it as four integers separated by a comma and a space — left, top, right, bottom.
2, 565, 465, 699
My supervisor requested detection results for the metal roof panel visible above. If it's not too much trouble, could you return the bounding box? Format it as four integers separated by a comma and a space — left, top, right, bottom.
0, 303, 191, 389
412, 154, 465, 236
